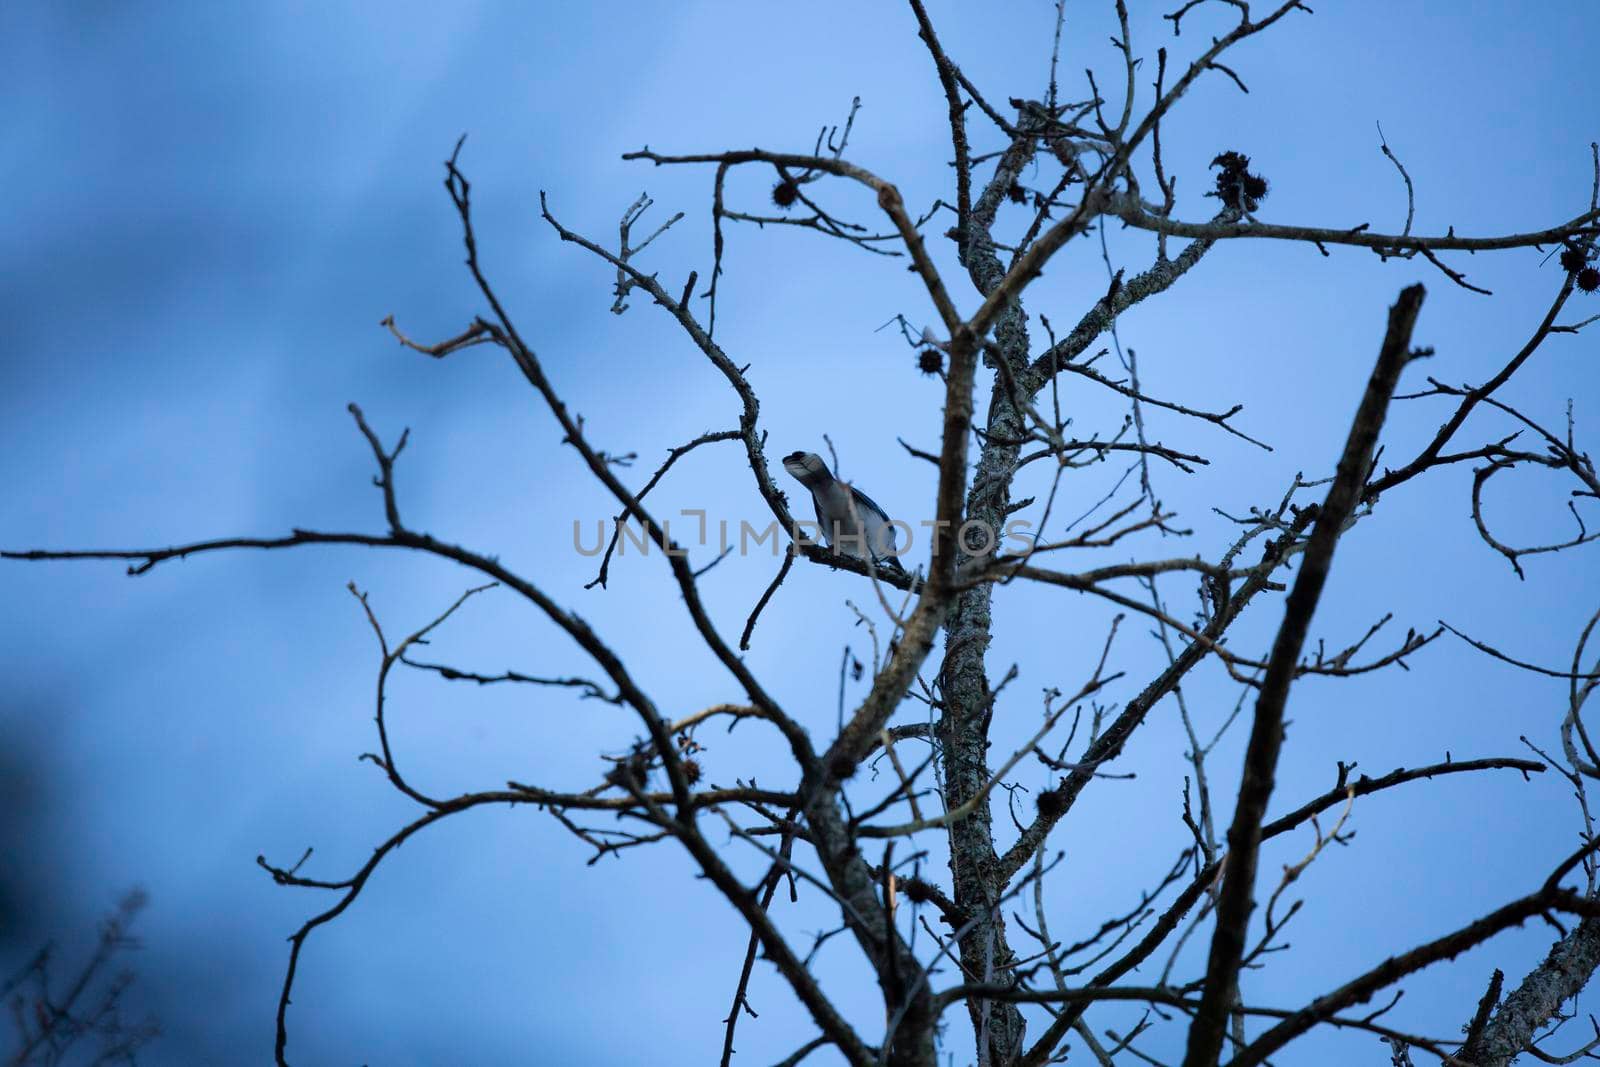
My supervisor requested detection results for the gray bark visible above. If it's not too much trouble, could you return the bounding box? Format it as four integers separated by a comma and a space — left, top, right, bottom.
933, 105, 1049, 1064
1462, 916, 1600, 1066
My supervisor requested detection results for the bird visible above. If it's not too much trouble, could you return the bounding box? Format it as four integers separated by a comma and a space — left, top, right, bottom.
781, 450, 906, 574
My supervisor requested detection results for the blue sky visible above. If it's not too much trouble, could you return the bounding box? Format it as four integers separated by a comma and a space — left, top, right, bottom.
3, 3, 1598, 1064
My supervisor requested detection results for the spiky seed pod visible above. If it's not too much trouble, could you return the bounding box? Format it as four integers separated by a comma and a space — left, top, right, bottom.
1210, 150, 1270, 213
771, 180, 800, 209
1243, 172, 1269, 204
1036, 785, 1067, 817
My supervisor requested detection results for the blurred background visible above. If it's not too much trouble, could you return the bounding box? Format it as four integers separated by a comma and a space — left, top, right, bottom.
2, 2, 1597, 1063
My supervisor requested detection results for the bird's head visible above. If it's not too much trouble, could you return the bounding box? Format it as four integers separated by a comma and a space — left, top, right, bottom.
782, 450, 832, 488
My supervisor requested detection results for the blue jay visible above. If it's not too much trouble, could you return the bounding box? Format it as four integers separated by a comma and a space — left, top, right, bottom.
782, 450, 906, 574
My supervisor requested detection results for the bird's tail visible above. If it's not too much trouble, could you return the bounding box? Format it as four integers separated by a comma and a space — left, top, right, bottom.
876, 556, 927, 594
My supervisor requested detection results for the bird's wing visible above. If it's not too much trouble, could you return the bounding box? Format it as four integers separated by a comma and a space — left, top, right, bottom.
849, 486, 901, 560
847, 486, 892, 525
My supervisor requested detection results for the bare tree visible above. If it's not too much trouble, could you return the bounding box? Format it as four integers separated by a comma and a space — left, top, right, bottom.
7, 3, 1600, 1066
4, 891, 159, 1067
